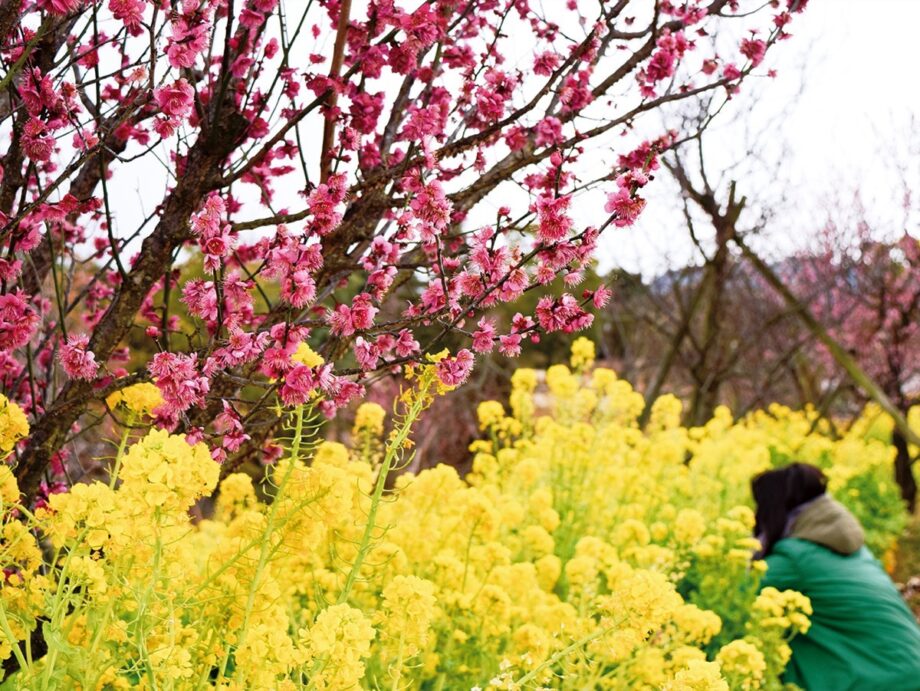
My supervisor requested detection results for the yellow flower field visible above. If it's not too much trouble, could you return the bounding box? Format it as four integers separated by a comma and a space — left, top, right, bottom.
0, 341, 908, 690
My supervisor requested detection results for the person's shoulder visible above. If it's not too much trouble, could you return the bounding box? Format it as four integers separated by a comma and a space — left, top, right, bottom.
768, 536, 840, 565
770, 537, 815, 555
771, 538, 875, 570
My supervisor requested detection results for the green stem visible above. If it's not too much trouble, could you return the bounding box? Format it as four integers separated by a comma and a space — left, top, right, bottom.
390, 628, 406, 691
41, 528, 92, 688
337, 393, 425, 606
225, 404, 306, 682
430, 634, 454, 691
0, 598, 29, 676
514, 623, 617, 687
0, 24, 46, 92
192, 627, 218, 691
109, 420, 133, 488
136, 511, 163, 691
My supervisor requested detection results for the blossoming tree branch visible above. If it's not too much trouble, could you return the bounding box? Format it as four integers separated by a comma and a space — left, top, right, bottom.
0, 0, 805, 499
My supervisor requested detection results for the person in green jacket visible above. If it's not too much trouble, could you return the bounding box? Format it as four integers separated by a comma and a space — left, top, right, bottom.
751, 463, 920, 691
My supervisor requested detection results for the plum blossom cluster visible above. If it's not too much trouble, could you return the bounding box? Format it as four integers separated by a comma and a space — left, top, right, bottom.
0, 0, 805, 496
190, 194, 234, 272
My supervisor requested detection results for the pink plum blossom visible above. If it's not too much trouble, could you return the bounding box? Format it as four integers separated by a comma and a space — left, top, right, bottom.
59, 335, 98, 380
436, 349, 474, 387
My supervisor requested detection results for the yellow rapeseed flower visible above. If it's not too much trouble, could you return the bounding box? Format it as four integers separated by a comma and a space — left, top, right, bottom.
716, 639, 767, 690
106, 382, 163, 418
477, 400, 506, 430
379, 575, 437, 656
302, 604, 375, 690
353, 402, 386, 436
665, 659, 729, 690
569, 336, 596, 371
3, 346, 887, 689
292, 341, 324, 367
118, 429, 219, 511
0, 394, 28, 456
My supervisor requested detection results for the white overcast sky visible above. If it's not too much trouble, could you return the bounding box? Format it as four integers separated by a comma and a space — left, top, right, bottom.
603, 0, 920, 276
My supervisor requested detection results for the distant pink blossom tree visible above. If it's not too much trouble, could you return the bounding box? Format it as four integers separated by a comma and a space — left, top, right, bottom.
0, 0, 806, 499
791, 226, 920, 506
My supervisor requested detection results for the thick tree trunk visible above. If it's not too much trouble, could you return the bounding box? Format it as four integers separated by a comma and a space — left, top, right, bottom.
688, 243, 729, 427
893, 429, 917, 512
663, 162, 744, 427
15, 109, 249, 501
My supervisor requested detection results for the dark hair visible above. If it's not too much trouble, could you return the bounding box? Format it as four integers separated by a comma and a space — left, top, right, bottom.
751, 463, 827, 556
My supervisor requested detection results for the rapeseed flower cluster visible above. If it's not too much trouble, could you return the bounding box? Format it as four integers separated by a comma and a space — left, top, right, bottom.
569, 336, 595, 372
106, 382, 164, 419
0, 394, 28, 456
353, 402, 386, 437
0, 343, 905, 689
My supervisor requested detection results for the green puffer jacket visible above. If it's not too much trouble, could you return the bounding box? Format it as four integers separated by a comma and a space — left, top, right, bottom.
761, 494, 920, 691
